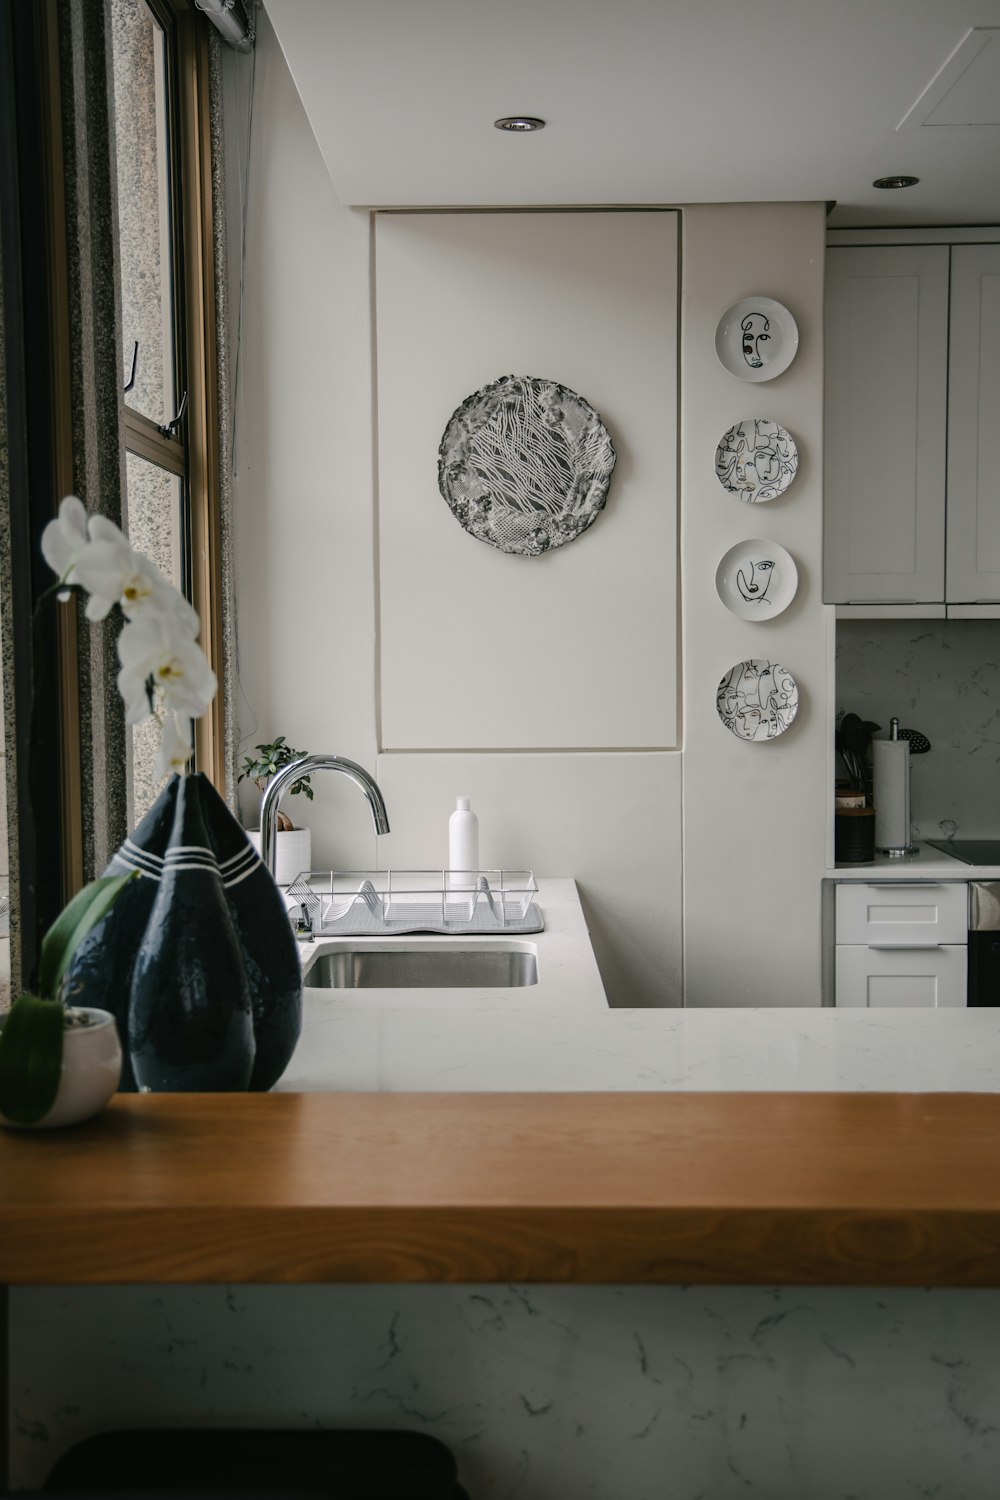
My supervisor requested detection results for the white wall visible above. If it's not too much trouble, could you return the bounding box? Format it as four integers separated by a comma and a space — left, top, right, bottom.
375, 210, 678, 750
227, 15, 827, 1007
224, 12, 382, 866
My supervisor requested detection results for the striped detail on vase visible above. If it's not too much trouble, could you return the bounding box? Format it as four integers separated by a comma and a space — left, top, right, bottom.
111, 838, 263, 889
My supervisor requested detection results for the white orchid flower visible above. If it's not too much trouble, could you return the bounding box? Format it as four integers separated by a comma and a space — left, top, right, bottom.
155, 714, 194, 781
117, 612, 217, 725
74, 520, 198, 633
42, 497, 217, 737
40, 495, 89, 582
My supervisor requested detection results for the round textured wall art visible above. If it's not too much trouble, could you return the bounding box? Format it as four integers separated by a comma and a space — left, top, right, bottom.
438, 374, 616, 556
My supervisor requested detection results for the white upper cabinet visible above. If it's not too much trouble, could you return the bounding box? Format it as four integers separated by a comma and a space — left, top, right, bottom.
824, 246, 949, 604
946, 245, 1000, 602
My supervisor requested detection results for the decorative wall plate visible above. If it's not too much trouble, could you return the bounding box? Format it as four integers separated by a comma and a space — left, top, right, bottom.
715, 540, 798, 620
438, 374, 616, 556
715, 418, 798, 502
716, 658, 799, 741
714, 297, 799, 383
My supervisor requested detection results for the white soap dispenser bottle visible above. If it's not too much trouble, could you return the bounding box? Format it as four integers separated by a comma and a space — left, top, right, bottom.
449, 797, 479, 886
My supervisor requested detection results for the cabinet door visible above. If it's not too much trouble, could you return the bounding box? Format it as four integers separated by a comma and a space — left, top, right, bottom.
824, 247, 949, 603
835, 944, 967, 1008
946, 245, 1000, 602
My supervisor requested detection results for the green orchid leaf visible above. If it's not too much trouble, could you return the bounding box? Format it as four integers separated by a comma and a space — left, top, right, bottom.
0, 993, 65, 1124
38, 872, 138, 1001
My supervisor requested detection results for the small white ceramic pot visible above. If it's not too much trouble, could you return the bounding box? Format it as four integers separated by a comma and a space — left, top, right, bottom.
0, 1006, 122, 1129
248, 827, 312, 887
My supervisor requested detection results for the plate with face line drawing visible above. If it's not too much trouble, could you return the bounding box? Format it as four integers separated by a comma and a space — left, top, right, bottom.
715, 417, 798, 502
715, 539, 798, 621
714, 297, 799, 383
716, 657, 799, 742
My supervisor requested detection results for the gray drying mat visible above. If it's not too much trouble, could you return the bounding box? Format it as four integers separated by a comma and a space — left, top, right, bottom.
310, 900, 544, 938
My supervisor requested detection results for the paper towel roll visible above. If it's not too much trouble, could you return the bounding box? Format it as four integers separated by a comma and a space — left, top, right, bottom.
873, 739, 910, 852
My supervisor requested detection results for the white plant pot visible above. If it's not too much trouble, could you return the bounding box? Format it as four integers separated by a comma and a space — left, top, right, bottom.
248, 827, 312, 888
0, 1006, 122, 1130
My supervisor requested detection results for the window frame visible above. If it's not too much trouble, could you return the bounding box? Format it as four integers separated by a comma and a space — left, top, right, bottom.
14, 0, 226, 924
120, 0, 225, 791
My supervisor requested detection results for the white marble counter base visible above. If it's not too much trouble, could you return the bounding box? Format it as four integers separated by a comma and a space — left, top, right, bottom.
13, 1282, 1000, 1499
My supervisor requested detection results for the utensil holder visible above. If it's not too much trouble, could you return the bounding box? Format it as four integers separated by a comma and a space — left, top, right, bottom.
835, 807, 876, 864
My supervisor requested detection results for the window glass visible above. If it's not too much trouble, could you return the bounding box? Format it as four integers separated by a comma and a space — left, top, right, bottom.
123, 451, 186, 826
111, 0, 177, 427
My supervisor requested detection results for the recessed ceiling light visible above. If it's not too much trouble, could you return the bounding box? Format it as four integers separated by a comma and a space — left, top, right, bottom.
872, 174, 920, 190
494, 116, 546, 132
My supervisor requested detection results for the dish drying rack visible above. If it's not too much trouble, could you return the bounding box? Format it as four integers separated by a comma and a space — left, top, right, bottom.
284, 870, 543, 938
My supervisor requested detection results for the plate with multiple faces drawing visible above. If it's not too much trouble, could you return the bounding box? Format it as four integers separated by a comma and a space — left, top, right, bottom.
716, 657, 799, 742
714, 297, 799, 383
715, 417, 798, 502
715, 538, 798, 620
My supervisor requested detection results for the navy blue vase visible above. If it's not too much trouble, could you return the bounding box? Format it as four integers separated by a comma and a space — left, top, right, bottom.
62, 773, 302, 1091
129, 776, 255, 1091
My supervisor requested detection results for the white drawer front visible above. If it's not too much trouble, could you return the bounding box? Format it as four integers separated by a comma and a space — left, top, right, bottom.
835, 944, 967, 1008
835, 881, 967, 945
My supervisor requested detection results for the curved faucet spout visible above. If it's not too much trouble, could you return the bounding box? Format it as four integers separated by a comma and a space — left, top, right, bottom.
259, 754, 390, 881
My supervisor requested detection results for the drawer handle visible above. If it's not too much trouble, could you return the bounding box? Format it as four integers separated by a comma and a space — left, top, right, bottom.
865, 883, 944, 890
868, 942, 945, 951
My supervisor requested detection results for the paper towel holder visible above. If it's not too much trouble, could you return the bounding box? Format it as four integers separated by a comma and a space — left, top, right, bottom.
875, 718, 914, 856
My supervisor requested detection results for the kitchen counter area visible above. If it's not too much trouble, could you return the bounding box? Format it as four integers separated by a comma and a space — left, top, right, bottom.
7, 1003, 1000, 1498
7, 894, 1000, 1498
279, 1000, 1000, 1093
7, 1024, 1000, 1499
296, 879, 608, 1011
832, 840, 1000, 880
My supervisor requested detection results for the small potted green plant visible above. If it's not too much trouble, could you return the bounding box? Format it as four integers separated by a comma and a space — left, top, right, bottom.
240, 736, 314, 886
0, 873, 136, 1128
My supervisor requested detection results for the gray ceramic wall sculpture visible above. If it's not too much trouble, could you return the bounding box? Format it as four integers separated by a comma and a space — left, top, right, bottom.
438, 374, 616, 556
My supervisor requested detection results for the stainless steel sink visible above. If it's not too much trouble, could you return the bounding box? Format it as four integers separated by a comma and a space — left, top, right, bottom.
303, 943, 538, 989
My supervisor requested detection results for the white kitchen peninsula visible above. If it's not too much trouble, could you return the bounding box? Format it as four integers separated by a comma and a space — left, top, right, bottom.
280, 1001, 1000, 1093
8, 998, 1000, 1500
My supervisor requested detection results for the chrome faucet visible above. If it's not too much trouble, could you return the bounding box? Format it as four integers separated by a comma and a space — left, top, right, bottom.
259, 754, 390, 880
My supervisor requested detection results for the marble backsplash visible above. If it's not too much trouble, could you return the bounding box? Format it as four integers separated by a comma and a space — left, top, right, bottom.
837, 619, 1000, 840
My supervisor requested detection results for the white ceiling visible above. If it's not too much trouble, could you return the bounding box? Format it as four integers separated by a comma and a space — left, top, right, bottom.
263, 1, 1000, 226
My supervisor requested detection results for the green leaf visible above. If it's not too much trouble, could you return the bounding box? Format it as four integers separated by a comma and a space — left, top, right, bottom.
38, 872, 138, 1001
0, 994, 65, 1124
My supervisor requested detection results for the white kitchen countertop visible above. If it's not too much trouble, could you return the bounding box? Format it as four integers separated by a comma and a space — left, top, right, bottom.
276, 872, 1000, 1094
296, 877, 607, 1011
277, 1004, 1000, 1094
831, 840, 1000, 880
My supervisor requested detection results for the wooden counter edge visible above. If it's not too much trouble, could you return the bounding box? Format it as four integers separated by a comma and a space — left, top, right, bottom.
4, 1091, 1000, 1287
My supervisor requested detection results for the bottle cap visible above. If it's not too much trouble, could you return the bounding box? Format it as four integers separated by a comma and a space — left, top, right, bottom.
456, 797, 471, 811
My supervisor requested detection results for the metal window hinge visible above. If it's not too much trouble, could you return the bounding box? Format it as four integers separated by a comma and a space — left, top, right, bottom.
159, 390, 188, 439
